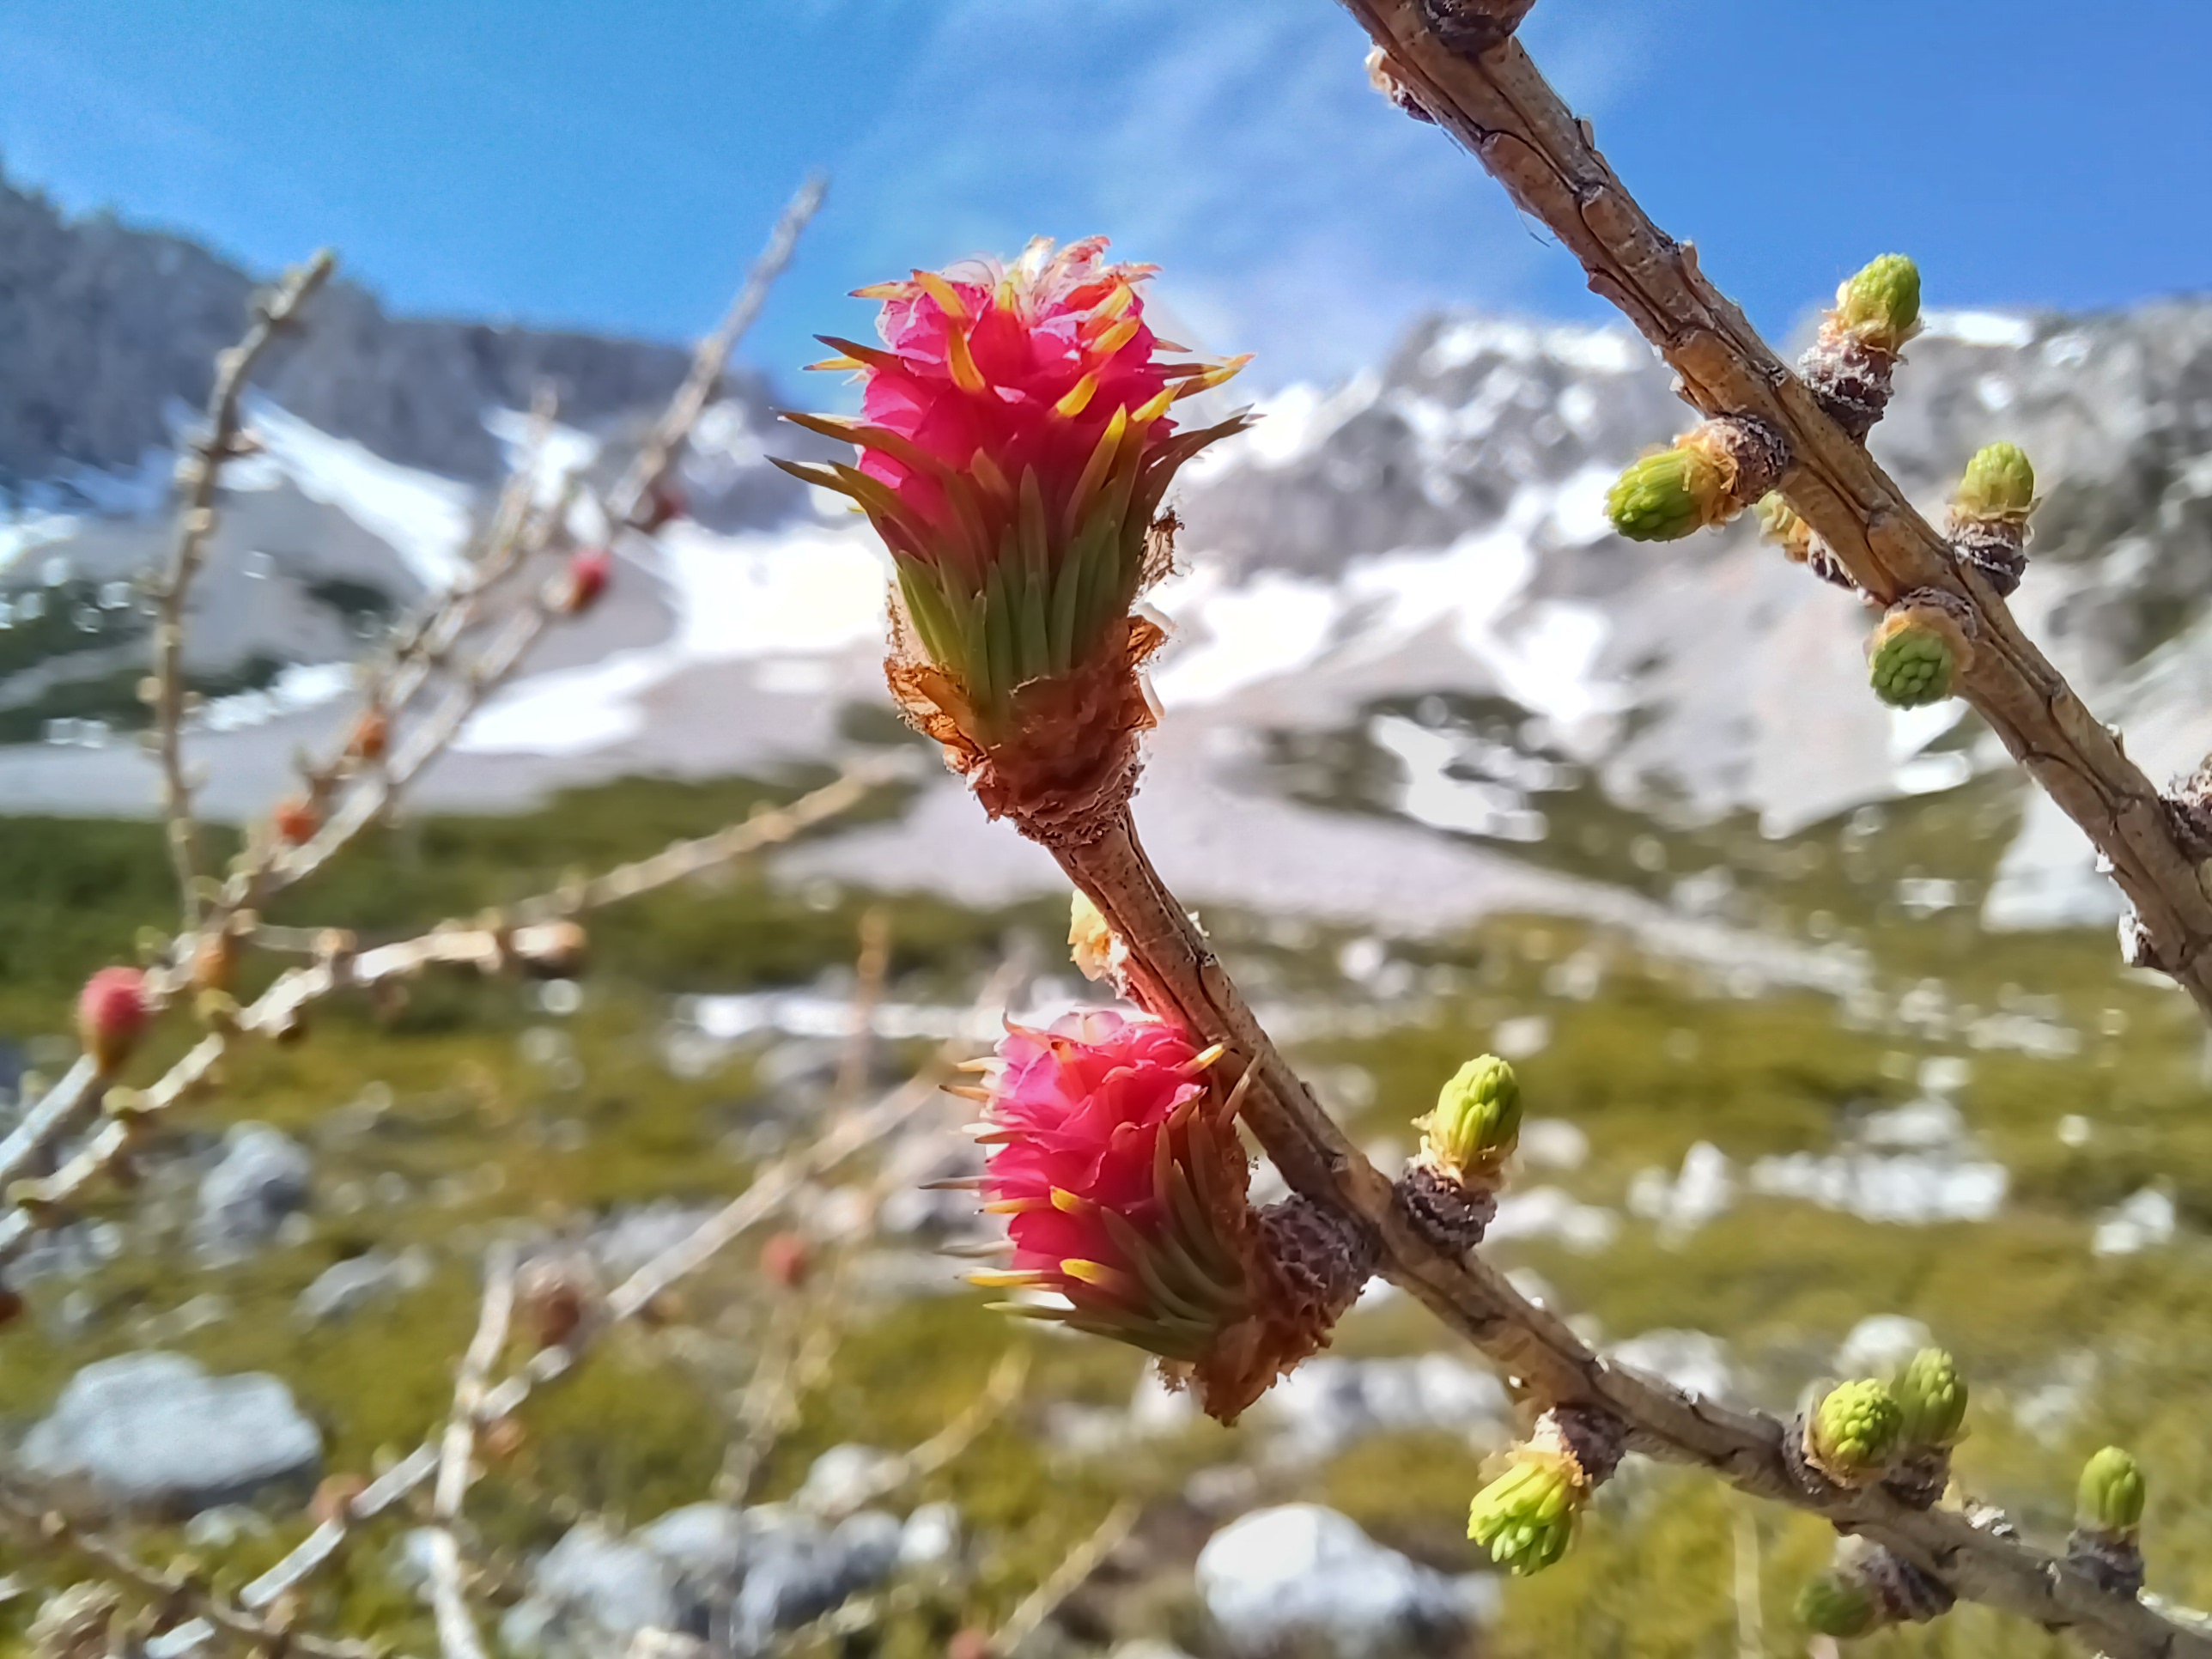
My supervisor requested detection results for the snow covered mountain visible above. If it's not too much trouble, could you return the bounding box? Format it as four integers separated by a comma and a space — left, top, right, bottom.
5, 179, 2212, 939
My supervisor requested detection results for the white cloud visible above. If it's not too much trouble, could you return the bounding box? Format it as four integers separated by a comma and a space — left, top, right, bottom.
823, 0, 1662, 386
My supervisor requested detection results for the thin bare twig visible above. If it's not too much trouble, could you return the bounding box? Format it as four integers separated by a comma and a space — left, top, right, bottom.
0, 1471, 380, 1659
427, 1243, 517, 1659
610, 173, 828, 532
992, 1499, 1139, 1657
152, 250, 336, 926
0, 763, 896, 1269
240, 962, 1019, 1611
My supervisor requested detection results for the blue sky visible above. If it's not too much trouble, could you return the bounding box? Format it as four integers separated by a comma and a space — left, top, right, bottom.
3, 2, 2208, 391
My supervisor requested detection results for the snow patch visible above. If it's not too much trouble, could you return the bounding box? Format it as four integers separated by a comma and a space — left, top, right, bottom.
1420, 318, 1641, 377
1919, 310, 2037, 349
234, 399, 475, 591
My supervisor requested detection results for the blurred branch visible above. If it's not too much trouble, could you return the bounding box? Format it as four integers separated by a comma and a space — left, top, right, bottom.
992, 1499, 1139, 1657
0, 761, 901, 1268
240, 961, 1018, 1613
0, 1469, 380, 1659
427, 1243, 517, 1659
610, 173, 828, 532
152, 250, 336, 927
1343, 0, 2212, 1019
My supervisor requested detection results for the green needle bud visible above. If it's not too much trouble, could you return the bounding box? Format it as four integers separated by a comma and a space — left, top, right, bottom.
1869, 608, 1966, 708
1954, 441, 2036, 522
1417, 1054, 1522, 1183
1468, 1449, 1583, 1576
1607, 443, 1726, 544
1808, 1380, 1905, 1486
1834, 254, 1922, 355
1893, 1348, 1968, 1449
1796, 1570, 1885, 1640
2077, 1446, 2146, 1538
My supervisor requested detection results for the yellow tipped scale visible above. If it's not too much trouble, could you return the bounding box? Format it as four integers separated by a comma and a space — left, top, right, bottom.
913, 269, 969, 323
967, 1269, 1054, 1291
1061, 1258, 1143, 1299
1130, 386, 1176, 426
1182, 1043, 1228, 1073
941, 1083, 994, 1104
1090, 281, 1137, 322
983, 1196, 1046, 1216
850, 280, 913, 301
945, 325, 988, 393
1091, 317, 1141, 359
1172, 355, 1254, 400
805, 355, 866, 374
1054, 374, 1101, 419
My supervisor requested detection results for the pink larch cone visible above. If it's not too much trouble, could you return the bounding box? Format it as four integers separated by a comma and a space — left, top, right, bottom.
966, 1009, 1340, 1423
778, 238, 1249, 846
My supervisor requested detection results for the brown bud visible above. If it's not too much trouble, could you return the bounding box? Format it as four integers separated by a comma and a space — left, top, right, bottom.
273, 796, 320, 847
346, 710, 389, 763
516, 1257, 599, 1351
516, 921, 588, 979
310, 1474, 368, 1527
946, 1631, 996, 1659
481, 1417, 528, 1462
761, 1231, 811, 1290
191, 931, 236, 994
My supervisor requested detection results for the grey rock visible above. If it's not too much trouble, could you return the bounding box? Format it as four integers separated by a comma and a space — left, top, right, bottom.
194, 1122, 312, 1261
793, 1443, 899, 1516
1195, 1504, 1490, 1659
293, 1246, 432, 1323
20, 1352, 320, 1511
897, 1501, 962, 1571
507, 1500, 907, 1657
510, 1522, 679, 1654
1255, 1355, 1513, 1461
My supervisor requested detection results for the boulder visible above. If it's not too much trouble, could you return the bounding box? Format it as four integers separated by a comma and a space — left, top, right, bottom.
194, 1122, 311, 1260
1195, 1504, 1491, 1659
20, 1352, 319, 1511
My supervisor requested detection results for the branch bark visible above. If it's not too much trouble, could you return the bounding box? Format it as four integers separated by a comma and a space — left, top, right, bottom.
427, 1242, 516, 1659
152, 250, 336, 925
1055, 809, 2203, 1657
1340, 0, 2212, 1018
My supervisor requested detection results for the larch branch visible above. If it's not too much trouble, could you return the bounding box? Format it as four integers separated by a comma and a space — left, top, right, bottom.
1340, 0, 2212, 1018
151, 249, 336, 926
1056, 806, 2204, 1657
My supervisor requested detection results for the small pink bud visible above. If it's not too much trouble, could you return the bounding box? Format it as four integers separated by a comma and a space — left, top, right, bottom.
78, 967, 149, 1075
760, 1231, 811, 1290
272, 796, 320, 847
565, 547, 612, 613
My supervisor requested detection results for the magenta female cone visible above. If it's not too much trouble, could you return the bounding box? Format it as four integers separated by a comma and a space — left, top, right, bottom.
777, 240, 1249, 846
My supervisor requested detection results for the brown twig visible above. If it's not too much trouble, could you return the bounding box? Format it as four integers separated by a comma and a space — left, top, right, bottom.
1342, 0, 2212, 1017
0, 763, 897, 1269
427, 1243, 517, 1659
1054, 805, 2203, 1657
240, 961, 1019, 1611
990, 1498, 1139, 1657
0, 1471, 380, 1659
152, 250, 336, 926
609, 173, 828, 532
